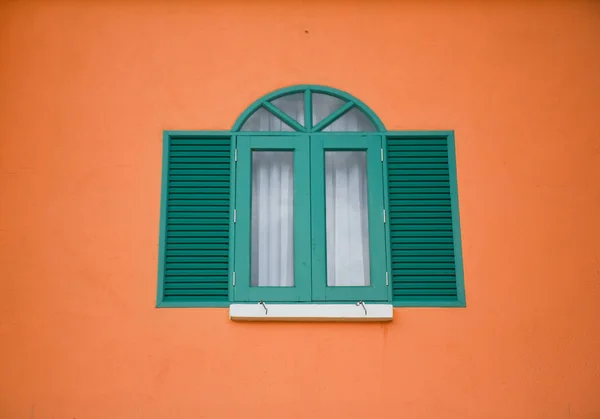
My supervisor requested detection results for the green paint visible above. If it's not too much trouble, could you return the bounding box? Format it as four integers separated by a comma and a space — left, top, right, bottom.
233, 135, 312, 302
156, 131, 231, 308
385, 131, 466, 307
231, 85, 386, 132
227, 134, 238, 304
156, 131, 171, 307
447, 132, 466, 307
310, 135, 388, 301
262, 102, 307, 132
157, 87, 465, 309
312, 102, 355, 132
304, 88, 312, 131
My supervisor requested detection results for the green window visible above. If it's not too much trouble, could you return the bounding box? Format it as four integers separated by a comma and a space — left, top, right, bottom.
157, 85, 465, 308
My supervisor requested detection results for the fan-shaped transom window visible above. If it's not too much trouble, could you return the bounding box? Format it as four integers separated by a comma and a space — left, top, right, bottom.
236, 86, 383, 132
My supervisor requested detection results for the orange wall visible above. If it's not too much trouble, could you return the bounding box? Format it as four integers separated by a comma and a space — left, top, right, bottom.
1, 1, 600, 418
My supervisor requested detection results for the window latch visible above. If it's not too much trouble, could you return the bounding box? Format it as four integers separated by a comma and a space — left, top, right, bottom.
259, 300, 268, 315
355, 300, 367, 315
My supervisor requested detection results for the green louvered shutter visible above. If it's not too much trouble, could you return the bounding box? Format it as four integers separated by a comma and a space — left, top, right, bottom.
386, 133, 465, 306
158, 133, 231, 306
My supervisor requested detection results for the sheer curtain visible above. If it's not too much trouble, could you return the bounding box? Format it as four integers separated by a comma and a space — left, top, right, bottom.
251, 152, 294, 286
325, 151, 370, 286
244, 93, 373, 287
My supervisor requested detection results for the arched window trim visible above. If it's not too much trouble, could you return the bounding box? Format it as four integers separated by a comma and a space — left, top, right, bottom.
231, 85, 386, 132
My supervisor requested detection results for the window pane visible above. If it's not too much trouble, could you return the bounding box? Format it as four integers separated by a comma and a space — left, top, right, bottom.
312, 93, 346, 125
322, 107, 377, 132
252, 151, 294, 286
241, 108, 293, 131
325, 151, 370, 286
271, 93, 305, 126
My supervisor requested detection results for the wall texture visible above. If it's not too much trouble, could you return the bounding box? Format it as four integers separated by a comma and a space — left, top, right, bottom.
1, 1, 599, 418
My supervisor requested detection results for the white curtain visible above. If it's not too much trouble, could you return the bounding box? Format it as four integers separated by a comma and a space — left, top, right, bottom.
251, 152, 294, 286
325, 151, 370, 286
248, 93, 373, 287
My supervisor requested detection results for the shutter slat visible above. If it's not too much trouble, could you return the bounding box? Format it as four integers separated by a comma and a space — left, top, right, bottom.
394, 256, 455, 262
169, 205, 230, 211
170, 156, 230, 163
387, 135, 459, 303
166, 262, 229, 269
393, 262, 455, 269
391, 236, 453, 243
389, 187, 451, 193
165, 289, 228, 296
169, 199, 229, 206
168, 187, 229, 194
392, 212, 451, 219
391, 224, 453, 231
165, 269, 228, 276
389, 175, 449, 181
393, 269, 456, 275
388, 139, 447, 146
393, 219, 451, 225
170, 138, 229, 145
167, 218, 229, 225
166, 243, 229, 250
390, 164, 449, 170
394, 283, 457, 290
166, 283, 229, 290
392, 243, 454, 250
390, 206, 451, 213
391, 231, 453, 237
168, 193, 232, 199
395, 249, 454, 256
167, 211, 228, 218
169, 163, 230, 170
388, 157, 450, 164
167, 231, 229, 238
391, 193, 451, 199
393, 275, 457, 282
170, 145, 231, 151
390, 289, 456, 296
169, 169, 230, 175
167, 237, 229, 244
387, 151, 449, 157
165, 276, 231, 282
162, 135, 231, 304
166, 255, 229, 261
390, 199, 451, 206
169, 175, 231, 181
165, 296, 229, 302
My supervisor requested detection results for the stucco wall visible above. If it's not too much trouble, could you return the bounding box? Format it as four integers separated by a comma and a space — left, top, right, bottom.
1, 1, 599, 418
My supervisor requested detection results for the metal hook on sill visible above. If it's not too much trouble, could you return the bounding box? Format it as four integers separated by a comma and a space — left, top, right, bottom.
356, 300, 367, 315
259, 301, 268, 315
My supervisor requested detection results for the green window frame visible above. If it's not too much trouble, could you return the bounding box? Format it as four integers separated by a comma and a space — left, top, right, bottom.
309, 134, 388, 302
234, 135, 312, 302
157, 85, 466, 308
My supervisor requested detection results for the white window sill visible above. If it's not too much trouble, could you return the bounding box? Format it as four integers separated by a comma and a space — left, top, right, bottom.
229, 303, 393, 322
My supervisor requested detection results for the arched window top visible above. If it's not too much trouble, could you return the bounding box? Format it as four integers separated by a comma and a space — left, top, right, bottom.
232, 85, 386, 133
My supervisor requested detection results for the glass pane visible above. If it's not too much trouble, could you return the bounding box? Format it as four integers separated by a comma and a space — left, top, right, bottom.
325, 151, 370, 286
271, 93, 305, 126
251, 151, 295, 286
241, 108, 293, 131
322, 107, 377, 132
312, 93, 346, 125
